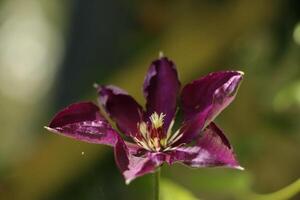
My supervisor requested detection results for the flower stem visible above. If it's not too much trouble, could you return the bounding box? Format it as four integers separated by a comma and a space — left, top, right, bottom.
154, 168, 160, 200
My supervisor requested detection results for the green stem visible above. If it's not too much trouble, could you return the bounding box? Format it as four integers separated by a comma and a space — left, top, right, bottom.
154, 168, 161, 200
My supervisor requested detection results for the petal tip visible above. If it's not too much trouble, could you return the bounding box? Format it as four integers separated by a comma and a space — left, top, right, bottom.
237, 70, 244, 76
44, 126, 60, 134
234, 165, 245, 170
44, 126, 52, 131
158, 51, 164, 58
125, 179, 132, 185
93, 83, 100, 89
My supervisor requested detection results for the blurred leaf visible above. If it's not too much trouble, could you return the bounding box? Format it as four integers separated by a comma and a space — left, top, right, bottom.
161, 178, 199, 200
246, 178, 300, 200
273, 80, 300, 112
165, 165, 253, 198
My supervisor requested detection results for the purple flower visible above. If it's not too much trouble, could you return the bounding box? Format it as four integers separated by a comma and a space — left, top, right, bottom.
45, 56, 244, 184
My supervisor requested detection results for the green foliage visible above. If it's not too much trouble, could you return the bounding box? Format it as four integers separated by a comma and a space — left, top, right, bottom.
161, 178, 199, 200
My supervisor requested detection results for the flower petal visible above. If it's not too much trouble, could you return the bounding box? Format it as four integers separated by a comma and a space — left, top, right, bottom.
96, 85, 144, 137
114, 138, 165, 184
169, 122, 242, 169
182, 71, 243, 122
179, 71, 243, 143
45, 102, 119, 146
143, 57, 181, 132
175, 110, 209, 145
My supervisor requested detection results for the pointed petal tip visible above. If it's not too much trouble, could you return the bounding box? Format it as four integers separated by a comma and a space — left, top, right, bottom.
93, 83, 100, 89
44, 126, 53, 131
237, 70, 244, 76
44, 126, 61, 135
125, 179, 131, 185
158, 51, 164, 58
234, 165, 245, 170
44, 126, 61, 134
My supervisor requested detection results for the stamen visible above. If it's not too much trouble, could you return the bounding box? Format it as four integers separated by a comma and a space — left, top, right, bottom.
166, 119, 175, 141
135, 112, 184, 152
147, 138, 155, 149
150, 112, 165, 129
167, 130, 183, 145
153, 137, 161, 151
133, 137, 151, 151
168, 132, 183, 146
160, 138, 167, 147
139, 122, 148, 138
163, 143, 185, 152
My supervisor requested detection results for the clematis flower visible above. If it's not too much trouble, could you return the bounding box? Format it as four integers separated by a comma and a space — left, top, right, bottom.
45, 56, 244, 184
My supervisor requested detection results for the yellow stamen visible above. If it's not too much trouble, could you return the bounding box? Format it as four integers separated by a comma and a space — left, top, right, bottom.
150, 112, 165, 129
148, 139, 155, 149
166, 119, 175, 141
167, 130, 183, 145
135, 112, 185, 152
160, 138, 166, 147
139, 122, 148, 138
153, 137, 161, 151
133, 137, 151, 151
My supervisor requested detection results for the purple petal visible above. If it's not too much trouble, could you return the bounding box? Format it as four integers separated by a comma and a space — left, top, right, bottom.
181, 71, 243, 121
169, 123, 243, 169
179, 71, 243, 143
45, 102, 118, 146
175, 110, 209, 145
143, 57, 181, 132
96, 85, 144, 137
114, 138, 165, 184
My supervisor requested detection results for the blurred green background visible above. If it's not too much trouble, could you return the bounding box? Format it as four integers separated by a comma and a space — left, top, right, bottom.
0, 0, 299, 199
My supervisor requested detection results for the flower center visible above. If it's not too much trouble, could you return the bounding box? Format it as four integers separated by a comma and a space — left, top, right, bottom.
133, 112, 183, 152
